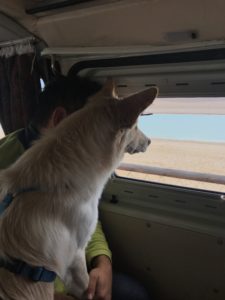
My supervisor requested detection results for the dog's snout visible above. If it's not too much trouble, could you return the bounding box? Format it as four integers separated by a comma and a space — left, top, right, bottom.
148, 138, 151, 146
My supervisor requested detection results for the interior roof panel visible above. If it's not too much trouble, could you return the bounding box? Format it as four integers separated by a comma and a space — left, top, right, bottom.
35, 0, 225, 48
0, 12, 32, 44
0, 0, 225, 49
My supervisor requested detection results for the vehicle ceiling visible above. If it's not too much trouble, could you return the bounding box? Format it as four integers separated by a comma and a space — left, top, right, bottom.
0, 0, 224, 48
1, 0, 225, 114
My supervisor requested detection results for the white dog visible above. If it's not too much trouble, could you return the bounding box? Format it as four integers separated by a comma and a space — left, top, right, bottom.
0, 80, 158, 300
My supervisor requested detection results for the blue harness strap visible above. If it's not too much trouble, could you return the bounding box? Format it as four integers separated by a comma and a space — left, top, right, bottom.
0, 258, 57, 282
0, 188, 36, 215
0, 193, 14, 214
0, 189, 57, 283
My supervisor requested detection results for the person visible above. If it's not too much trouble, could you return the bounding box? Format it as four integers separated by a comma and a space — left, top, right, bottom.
0, 75, 152, 300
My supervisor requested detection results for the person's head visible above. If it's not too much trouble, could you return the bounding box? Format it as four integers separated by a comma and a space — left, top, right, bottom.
32, 75, 102, 130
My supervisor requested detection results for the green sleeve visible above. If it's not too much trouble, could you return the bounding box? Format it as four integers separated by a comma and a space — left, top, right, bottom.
85, 220, 112, 266
0, 130, 25, 169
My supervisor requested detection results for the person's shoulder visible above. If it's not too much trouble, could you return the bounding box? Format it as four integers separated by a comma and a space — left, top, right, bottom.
0, 128, 26, 146
0, 129, 25, 169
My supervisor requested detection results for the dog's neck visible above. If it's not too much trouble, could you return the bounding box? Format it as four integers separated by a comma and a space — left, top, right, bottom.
2, 104, 125, 197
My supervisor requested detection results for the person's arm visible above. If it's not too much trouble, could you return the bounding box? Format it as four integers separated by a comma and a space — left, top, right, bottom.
85, 221, 112, 266
85, 221, 112, 300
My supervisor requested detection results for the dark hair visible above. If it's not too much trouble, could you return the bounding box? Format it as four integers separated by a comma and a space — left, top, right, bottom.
32, 75, 102, 128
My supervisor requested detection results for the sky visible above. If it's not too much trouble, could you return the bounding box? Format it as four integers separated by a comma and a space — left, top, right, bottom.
1, 112, 225, 143
139, 114, 225, 143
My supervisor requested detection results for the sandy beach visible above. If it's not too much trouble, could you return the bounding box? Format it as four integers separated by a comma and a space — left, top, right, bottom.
117, 138, 225, 193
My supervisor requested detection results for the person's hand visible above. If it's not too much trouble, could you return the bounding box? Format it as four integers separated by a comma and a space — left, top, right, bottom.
86, 255, 112, 300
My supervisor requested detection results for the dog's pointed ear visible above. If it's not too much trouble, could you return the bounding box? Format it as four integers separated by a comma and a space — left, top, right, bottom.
88, 78, 116, 103
101, 78, 116, 97
118, 87, 158, 128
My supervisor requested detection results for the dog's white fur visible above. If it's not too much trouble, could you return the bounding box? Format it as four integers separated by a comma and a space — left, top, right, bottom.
0, 80, 158, 300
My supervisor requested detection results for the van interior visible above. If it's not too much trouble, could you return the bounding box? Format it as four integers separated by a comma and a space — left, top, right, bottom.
0, 1, 225, 299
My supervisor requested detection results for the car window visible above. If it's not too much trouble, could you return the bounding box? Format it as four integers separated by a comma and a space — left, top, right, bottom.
117, 102, 225, 193
0, 125, 4, 138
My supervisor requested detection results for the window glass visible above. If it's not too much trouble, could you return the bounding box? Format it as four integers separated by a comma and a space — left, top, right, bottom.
0, 125, 4, 138
40, 78, 45, 91
117, 112, 225, 193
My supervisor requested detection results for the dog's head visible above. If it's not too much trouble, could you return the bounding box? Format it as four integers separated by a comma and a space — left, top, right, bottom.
88, 79, 158, 156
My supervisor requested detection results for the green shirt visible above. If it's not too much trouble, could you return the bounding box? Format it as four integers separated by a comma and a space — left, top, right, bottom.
0, 128, 112, 292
